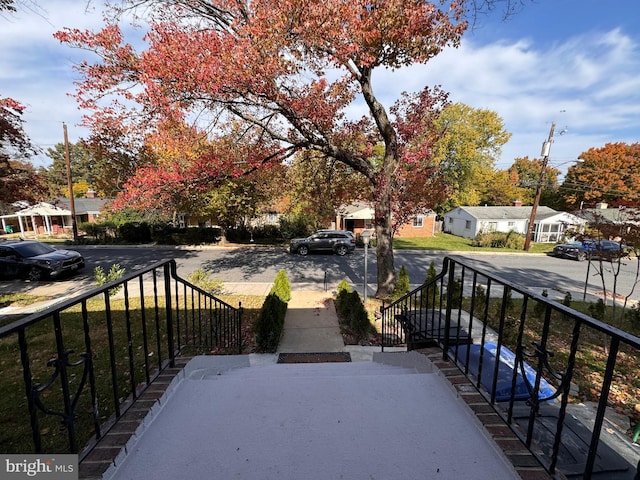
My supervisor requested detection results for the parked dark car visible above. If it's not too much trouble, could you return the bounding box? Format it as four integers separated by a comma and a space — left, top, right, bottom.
0, 240, 85, 281
551, 239, 624, 261
289, 230, 356, 256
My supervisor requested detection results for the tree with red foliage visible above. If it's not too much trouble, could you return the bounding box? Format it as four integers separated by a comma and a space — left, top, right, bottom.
0, 97, 45, 212
56, 0, 524, 297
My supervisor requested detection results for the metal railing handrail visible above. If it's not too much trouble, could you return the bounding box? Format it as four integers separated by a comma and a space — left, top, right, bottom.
0, 259, 166, 336
0, 259, 242, 458
381, 255, 640, 480
383, 256, 640, 349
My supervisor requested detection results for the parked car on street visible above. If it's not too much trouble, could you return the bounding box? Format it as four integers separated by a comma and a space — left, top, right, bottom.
0, 240, 85, 281
551, 239, 624, 261
289, 230, 356, 256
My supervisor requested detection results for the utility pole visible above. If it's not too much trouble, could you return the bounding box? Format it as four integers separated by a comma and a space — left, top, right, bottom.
524, 122, 556, 251
63, 123, 79, 243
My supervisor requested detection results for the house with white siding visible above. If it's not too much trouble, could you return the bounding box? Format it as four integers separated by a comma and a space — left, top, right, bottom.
443, 205, 585, 243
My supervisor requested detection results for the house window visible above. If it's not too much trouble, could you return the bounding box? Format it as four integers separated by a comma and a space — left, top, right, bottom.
508, 221, 515, 227
448, 217, 453, 224
412, 216, 424, 228
465, 220, 471, 230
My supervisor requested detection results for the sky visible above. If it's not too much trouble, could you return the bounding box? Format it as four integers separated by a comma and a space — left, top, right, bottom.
1, 0, 639, 175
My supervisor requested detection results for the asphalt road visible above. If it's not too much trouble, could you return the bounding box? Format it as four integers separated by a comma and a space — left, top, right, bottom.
2, 245, 637, 305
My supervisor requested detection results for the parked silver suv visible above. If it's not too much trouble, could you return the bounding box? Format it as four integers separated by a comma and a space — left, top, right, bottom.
289, 230, 356, 256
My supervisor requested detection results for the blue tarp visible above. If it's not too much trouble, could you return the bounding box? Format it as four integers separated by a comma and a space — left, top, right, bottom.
450, 342, 555, 402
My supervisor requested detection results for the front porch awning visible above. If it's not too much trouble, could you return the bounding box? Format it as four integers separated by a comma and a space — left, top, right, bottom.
338, 203, 375, 220
1, 202, 72, 235
15, 202, 72, 217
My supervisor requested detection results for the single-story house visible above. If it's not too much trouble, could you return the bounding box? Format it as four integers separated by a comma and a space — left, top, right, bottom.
335, 202, 438, 238
53, 190, 111, 225
0, 190, 111, 236
579, 203, 640, 226
443, 205, 586, 243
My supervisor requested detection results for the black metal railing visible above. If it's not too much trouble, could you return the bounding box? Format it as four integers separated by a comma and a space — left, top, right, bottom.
0, 259, 242, 459
381, 255, 640, 480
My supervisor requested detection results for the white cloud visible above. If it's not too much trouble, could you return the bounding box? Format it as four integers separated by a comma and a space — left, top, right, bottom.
0, 1, 145, 166
2, 2, 639, 173
371, 27, 640, 171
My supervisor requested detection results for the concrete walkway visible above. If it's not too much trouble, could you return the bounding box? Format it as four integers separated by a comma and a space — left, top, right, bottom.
277, 290, 345, 354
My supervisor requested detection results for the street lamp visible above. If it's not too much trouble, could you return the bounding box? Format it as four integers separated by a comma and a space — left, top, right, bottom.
361, 230, 371, 305
523, 123, 557, 251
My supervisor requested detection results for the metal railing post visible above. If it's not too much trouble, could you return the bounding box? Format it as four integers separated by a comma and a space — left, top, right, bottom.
165, 262, 175, 368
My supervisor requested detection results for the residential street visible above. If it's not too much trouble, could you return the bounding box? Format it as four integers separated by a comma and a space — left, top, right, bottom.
2, 245, 637, 305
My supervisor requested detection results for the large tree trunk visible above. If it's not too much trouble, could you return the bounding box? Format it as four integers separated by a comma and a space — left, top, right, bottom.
374, 189, 396, 298
358, 67, 399, 298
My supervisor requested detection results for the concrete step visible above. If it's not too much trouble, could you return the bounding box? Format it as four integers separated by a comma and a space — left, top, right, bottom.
188, 358, 429, 380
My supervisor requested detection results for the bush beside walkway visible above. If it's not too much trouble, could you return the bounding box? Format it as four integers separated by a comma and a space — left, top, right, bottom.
254, 270, 291, 351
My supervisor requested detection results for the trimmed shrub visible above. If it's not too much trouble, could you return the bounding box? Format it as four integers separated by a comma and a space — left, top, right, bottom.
78, 222, 117, 243
334, 286, 375, 343
626, 303, 640, 324
152, 226, 222, 245
270, 269, 291, 303
391, 265, 410, 301
254, 293, 287, 351
118, 222, 152, 243
336, 279, 351, 294
447, 277, 463, 308
336, 280, 353, 320
588, 298, 606, 321
254, 270, 291, 351
533, 289, 549, 318
473, 284, 486, 318
251, 224, 281, 242
419, 261, 439, 308
562, 291, 572, 308
224, 226, 252, 243
472, 231, 525, 249
504, 288, 515, 314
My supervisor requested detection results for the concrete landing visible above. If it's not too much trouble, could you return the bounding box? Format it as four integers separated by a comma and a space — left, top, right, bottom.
103, 356, 520, 480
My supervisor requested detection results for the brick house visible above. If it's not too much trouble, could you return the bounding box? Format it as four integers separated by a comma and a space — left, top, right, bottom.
335, 203, 438, 238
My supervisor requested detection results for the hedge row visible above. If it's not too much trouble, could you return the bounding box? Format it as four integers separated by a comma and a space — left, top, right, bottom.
254, 270, 291, 351
78, 214, 320, 245
78, 222, 222, 245
335, 280, 375, 343
472, 230, 525, 249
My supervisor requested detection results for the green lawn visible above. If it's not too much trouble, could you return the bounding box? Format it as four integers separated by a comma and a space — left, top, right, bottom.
393, 232, 554, 254
0, 293, 264, 454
